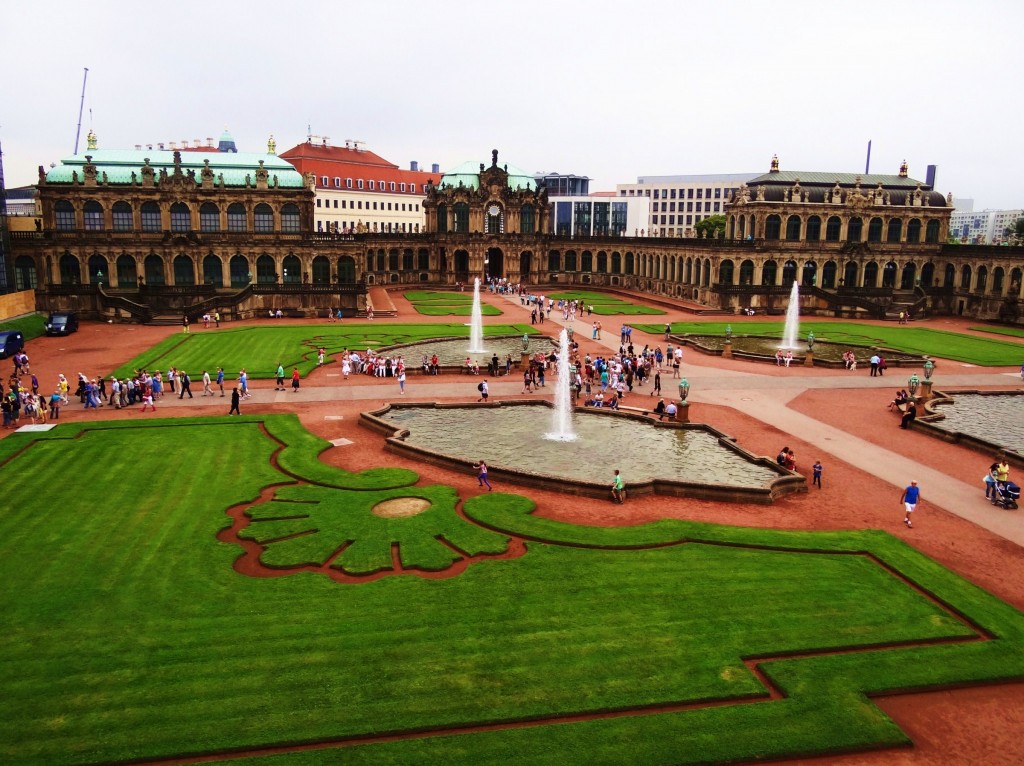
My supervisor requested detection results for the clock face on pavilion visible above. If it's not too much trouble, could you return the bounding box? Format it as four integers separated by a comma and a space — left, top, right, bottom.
487, 205, 500, 217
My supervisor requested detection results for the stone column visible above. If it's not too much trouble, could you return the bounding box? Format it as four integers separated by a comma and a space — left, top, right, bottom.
675, 401, 690, 423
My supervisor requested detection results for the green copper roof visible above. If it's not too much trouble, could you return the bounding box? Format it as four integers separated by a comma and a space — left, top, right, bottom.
44, 149, 306, 188
746, 170, 926, 189
439, 159, 537, 191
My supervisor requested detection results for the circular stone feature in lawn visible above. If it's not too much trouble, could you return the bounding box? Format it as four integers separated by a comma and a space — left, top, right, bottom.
372, 497, 431, 518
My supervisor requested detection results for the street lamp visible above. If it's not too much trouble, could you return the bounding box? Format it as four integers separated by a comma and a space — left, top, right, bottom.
725, 324, 732, 340
908, 373, 920, 396
923, 359, 934, 380
96, 270, 104, 287
678, 377, 690, 401
807, 331, 815, 350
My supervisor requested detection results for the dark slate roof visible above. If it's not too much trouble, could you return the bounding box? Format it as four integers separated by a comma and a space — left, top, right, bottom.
759, 186, 949, 207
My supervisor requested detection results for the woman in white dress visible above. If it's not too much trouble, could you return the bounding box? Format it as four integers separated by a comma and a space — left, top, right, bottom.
341, 357, 351, 379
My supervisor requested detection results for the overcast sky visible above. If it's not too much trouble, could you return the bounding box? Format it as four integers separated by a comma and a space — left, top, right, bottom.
2, 0, 1021, 209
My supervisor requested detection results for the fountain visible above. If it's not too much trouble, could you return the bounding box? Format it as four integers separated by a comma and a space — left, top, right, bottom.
468, 277, 486, 353
780, 281, 801, 349
545, 329, 577, 442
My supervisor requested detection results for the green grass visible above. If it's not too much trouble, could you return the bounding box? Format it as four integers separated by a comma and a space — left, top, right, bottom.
109, 322, 534, 379
636, 321, 1024, 366
970, 324, 1024, 339
0, 313, 46, 341
546, 292, 666, 315
404, 291, 503, 316
1, 416, 1022, 765
404, 290, 474, 303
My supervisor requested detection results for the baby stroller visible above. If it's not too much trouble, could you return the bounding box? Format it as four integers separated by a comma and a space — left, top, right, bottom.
991, 481, 1020, 510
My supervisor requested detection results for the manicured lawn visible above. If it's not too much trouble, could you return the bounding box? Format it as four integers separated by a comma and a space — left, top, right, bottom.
1, 416, 1021, 765
970, 324, 1024, 339
636, 321, 1024, 366
109, 322, 534, 379
0, 313, 46, 341
547, 292, 666, 315
405, 290, 503, 317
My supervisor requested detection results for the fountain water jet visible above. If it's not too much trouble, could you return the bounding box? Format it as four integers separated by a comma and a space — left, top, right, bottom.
779, 281, 801, 349
468, 277, 487, 353
545, 328, 577, 442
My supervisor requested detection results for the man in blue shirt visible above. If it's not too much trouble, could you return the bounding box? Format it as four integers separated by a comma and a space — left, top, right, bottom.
900, 480, 921, 528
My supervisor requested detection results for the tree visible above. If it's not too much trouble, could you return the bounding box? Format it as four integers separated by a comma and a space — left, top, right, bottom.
695, 214, 727, 239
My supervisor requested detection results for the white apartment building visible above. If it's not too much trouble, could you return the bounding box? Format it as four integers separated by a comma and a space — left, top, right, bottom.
617, 173, 757, 237
949, 208, 1023, 245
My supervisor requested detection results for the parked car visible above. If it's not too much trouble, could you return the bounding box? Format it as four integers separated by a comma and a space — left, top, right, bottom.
45, 311, 79, 336
0, 330, 26, 359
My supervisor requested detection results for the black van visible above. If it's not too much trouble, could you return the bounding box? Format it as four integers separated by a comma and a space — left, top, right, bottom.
45, 311, 79, 336
0, 330, 25, 359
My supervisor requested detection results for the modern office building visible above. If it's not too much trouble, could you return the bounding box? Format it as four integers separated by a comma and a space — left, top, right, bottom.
949, 209, 1023, 245
548, 192, 650, 237
279, 138, 440, 235
617, 172, 757, 237
535, 172, 590, 197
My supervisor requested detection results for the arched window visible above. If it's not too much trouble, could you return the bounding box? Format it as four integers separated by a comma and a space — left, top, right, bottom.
141, 202, 161, 232
173, 255, 195, 285
254, 203, 274, 233
203, 254, 223, 287
863, 261, 879, 287
719, 259, 734, 284
976, 266, 988, 293
418, 249, 430, 271
887, 218, 903, 243
338, 256, 356, 284
548, 251, 560, 272
116, 254, 137, 286
802, 261, 817, 286
921, 262, 935, 288
311, 256, 330, 284
728, 216, 735, 239
993, 267, 1005, 294
765, 214, 782, 240
485, 205, 503, 234
960, 264, 972, 289
453, 203, 469, 233
625, 252, 635, 275
256, 253, 276, 284
900, 262, 916, 290
436, 204, 448, 233
785, 215, 801, 240
907, 218, 922, 243
227, 203, 247, 232
59, 252, 81, 284
200, 202, 220, 233
925, 220, 940, 243
520, 205, 535, 234
376, 251, 386, 272
761, 260, 777, 285
597, 252, 608, 273
581, 252, 593, 272
882, 261, 897, 288
112, 201, 133, 231
844, 261, 859, 287
685, 257, 693, 283
282, 254, 301, 284
867, 217, 883, 243
83, 200, 104, 231
847, 217, 863, 242
55, 200, 76, 231
281, 203, 300, 233
402, 249, 414, 271
144, 254, 165, 285
738, 216, 746, 239
565, 251, 578, 271
825, 216, 842, 241
88, 254, 107, 284
806, 216, 821, 241
388, 249, 399, 271
230, 255, 250, 287
14, 255, 37, 290
170, 202, 191, 232
694, 259, 702, 286
702, 258, 712, 287
944, 263, 956, 287
739, 259, 754, 285
1010, 268, 1023, 292
822, 260, 837, 288
611, 252, 621, 274
782, 260, 798, 284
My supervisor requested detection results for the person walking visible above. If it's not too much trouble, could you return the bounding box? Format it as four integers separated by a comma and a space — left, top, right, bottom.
275, 363, 285, 391
228, 386, 241, 415
472, 460, 493, 491
291, 367, 300, 392
869, 353, 880, 377
217, 367, 225, 396
611, 469, 626, 504
397, 368, 406, 395
812, 460, 823, 489
202, 370, 213, 396
182, 315, 190, 334
178, 371, 193, 399
900, 480, 921, 528
477, 379, 489, 402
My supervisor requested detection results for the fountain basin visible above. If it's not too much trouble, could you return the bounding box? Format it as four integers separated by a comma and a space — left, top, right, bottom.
360, 401, 804, 503
676, 335, 928, 367
916, 390, 1024, 462
378, 335, 557, 373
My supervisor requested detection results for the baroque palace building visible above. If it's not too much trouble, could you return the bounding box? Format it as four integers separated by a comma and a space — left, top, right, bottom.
9, 144, 1024, 324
